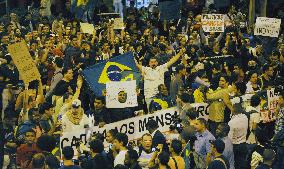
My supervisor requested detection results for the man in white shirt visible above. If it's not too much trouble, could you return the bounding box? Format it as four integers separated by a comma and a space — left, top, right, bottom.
61, 99, 92, 133
113, 133, 129, 167
135, 48, 186, 105
228, 103, 248, 169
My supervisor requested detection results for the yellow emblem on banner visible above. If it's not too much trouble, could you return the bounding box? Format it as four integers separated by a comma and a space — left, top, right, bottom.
98, 61, 135, 84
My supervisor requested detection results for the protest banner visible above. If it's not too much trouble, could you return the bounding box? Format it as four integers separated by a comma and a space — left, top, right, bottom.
60, 102, 212, 153
106, 80, 138, 108
113, 18, 124, 29
191, 103, 209, 120
201, 14, 224, 32
254, 17, 281, 38
60, 107, 177, 154
7, 40, 41, 85
80, 22, 95, 34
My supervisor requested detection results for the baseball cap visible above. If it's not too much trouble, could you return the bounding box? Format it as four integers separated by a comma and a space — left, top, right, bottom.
210, 138, 225, 153
72, 99, 81, 108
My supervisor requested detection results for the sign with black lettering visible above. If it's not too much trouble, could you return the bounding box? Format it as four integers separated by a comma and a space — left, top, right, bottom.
201, 14, 224, 32
60, 107, 177, 155
254, 17, 281, 37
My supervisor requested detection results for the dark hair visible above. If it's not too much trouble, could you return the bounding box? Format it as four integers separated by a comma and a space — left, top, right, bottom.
114, 164, 128, 169
141, 133, 152, 140
108, 129, 118, 137
158, 151, 170, 165
146, 119, 158, 130
180, 93, 192, 103
171, 139, 183, 154
127, 149, 139, 161
62, 68, 72, 75
36, 135, 57, 152
176, 64, 185, 73
93, 133, 104, 142
247, 70, 258, 80
32, 153, 46, 169
158, 84, 166, 92
114, 133, 128, 147
89, 139, 104, 153
62, 146, 74, 160
39, 102, 53, 114
186, 109, 199, 120
95, 96, 106, 105
54, 57, 63, 68
250, 94, 261, 107
25, 129, 36, 136
197, 118, 207, 127
219, 74, 229, 83
235, 82, 247, 95
28, 108, 39, 117
218, 123, 230, 136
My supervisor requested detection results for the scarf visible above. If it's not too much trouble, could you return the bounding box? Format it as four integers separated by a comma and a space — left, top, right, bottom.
66, 109, 83, 125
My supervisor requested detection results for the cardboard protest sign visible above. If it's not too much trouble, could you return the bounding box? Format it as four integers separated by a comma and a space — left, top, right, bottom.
106, 80, 138, 108
113, 18, 124, 29
7, 41, 41, 85
201, 14, 224, 32
80, 22, 95, 34
254, 17, 281, 37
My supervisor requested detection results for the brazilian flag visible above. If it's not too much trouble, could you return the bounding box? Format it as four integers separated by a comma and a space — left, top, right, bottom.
82, 52, 141, 96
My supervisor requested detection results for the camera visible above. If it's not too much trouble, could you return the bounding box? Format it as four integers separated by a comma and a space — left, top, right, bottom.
169, 111, 183, 133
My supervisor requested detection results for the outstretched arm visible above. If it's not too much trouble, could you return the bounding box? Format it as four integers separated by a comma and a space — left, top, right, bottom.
134, 57, 142, 72
166, 48, 186, 68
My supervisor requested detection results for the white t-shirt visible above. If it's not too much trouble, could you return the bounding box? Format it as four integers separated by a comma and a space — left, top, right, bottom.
228, 114, 248, 144
142, 64, 168, 99
134, 147, 154, 169
61, 113, 92, 133
114, 149, 128, 167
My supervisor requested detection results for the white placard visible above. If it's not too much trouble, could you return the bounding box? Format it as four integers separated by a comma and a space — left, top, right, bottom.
267, 88, 279, 113
80, 22, 95, 34
254, 17, 281, 37
106, 80, 138, 108
201, 14, 224, 32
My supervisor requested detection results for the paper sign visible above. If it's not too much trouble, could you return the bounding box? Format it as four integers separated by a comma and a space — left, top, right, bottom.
267, 88, 279, 113
113, 18, 124, 29
106, 80, 138, 108
201, 14, 224, 32
80, 22, 95, 34
7, 41, 41, 85
254, 17, 281, 37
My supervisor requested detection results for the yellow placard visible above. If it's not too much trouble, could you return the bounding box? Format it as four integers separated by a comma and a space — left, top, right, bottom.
7, 41, 41, 85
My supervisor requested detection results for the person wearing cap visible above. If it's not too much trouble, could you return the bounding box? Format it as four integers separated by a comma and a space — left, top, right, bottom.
207, 138, 230, 169
61, 99, 92, 132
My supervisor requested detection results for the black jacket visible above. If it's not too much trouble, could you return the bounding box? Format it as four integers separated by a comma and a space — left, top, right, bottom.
152, 130, 169, 152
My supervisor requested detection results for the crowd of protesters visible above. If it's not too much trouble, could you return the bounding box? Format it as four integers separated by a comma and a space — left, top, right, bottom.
0, 0, 284, 169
